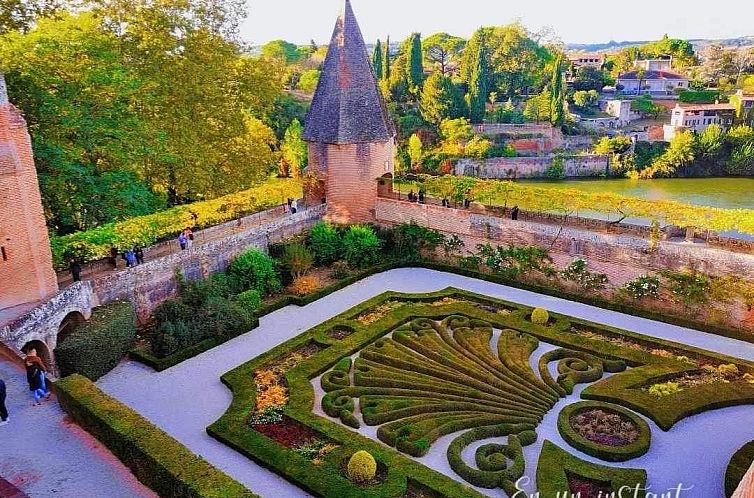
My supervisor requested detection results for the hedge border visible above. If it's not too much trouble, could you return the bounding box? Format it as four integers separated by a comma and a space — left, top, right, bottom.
56, 374, 257, 498
129, 261, 753, 373
207, 287, 754, 497
726, 441, 754, 497
557, 401, 651, 462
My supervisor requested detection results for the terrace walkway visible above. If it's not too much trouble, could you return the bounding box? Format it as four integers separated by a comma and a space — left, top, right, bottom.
98, 268, 754, 498
0, 357, 155, 498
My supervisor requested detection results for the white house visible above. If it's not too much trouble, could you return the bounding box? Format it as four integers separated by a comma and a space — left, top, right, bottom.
663, 103, 736, 141
617, 58, 688, 95
603, 100, 641, 126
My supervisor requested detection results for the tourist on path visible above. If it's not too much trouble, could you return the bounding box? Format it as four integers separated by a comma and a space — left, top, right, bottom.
407, 190, 415, 202
24, 350, 49, 405
185, 228, 194, 249
0, 378, 8, 426
418, 189, 425, 204
511, 205, 520, 221
125, 250, 137, 268
69, 259, 82, 282
134, 246, 145, 265
290, 199, 298, 214
108, 247, 119, 270
178, 232, 187, 251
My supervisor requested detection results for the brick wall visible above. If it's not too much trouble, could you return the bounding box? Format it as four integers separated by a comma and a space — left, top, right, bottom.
0, 97, 58, 309
306, 140, 395, 223
455, 155, 610, 179
375, 198, 754, 280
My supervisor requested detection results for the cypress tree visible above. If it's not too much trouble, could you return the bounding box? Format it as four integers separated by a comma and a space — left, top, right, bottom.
550, 57, 565, 127
466, 34, 489, 124
383, 36, 391, 81
406, 33, 424, 93
372, 39, 383, 79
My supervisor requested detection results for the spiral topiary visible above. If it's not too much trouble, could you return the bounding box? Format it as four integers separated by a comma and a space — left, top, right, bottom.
531, 307, 550, 325
347, 450, 377, 483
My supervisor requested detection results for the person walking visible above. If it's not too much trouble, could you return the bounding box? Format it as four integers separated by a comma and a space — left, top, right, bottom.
0, 378, 8, 426
407, 190, 415, 202
69, 258, 82, 282
134, 246, 145, 265
108, 247, 119, 270
418, 189, 425, 204
290, 199, 298, 214
126, 250, 137, 268
178, 232, 187, 251
24, 350, 49, 405
185, 228, 194, 249
511, 205, 520, 221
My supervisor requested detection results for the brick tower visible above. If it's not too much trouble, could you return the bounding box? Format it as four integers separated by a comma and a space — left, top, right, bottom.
303, 0, 396, 223
0, 73, 58, 310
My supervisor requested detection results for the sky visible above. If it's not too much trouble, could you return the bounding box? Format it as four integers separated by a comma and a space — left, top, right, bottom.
241, 0, 753, 46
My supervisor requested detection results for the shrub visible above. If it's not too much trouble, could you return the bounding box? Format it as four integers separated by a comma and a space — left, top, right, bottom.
56, 375, 256, 498
663, 271, 710, 308
281, 243, 314, 279
309, 222, 342, 265
647, 381, 682, 397
624, 275, 661, 299
290, 275, 322, 296
227, 248, 282, 296
330, 261, 351, 279
561, 259, 609, 291
531, 307, 550, 325
55, 301, 137, 381
390, 222, 445, 262
347, 450, 377, 483
235, 289, 262, 315
343, 225, 382, 269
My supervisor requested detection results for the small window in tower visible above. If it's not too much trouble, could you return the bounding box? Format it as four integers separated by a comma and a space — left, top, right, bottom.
1, 246, 6, 261
384, 160, 389, 172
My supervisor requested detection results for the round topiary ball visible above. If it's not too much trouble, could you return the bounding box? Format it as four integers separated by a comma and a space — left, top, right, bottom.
347, 450, 377, 483
531, 307, 550, 325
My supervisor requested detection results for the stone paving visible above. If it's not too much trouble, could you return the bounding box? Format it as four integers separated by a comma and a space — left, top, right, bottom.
0, 358, 155, 498
98, 268, 754, 498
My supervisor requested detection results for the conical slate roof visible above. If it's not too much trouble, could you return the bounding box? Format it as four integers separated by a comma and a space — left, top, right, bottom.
303, 0, 394, 144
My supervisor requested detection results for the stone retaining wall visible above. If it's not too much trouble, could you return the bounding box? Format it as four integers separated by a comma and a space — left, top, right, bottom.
455, 155, 610, 179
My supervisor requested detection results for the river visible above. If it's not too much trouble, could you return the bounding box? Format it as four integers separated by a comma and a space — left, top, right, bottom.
518, 177, 754, 210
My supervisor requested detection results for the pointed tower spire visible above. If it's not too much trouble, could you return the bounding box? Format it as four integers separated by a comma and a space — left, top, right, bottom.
303, 0, 394, 144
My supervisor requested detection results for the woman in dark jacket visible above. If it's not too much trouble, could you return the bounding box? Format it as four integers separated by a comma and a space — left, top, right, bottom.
25, 350, 49, 405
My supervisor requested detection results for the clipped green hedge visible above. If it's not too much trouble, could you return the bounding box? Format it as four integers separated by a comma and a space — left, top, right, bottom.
536, 440, 646, 497
56, 374, 256, 498
726, 441, 754, 497
557, 401, 651, 462
55, 301, 137, 381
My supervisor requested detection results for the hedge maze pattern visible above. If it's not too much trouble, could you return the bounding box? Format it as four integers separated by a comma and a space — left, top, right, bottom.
211, 288, 754, 498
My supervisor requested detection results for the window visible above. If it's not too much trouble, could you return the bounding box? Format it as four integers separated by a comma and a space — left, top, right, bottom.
1, 246, 6, 261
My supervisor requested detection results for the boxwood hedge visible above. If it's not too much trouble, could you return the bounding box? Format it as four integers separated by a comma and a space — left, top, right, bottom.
55, 301, 137, 381
56, 374, 256, 498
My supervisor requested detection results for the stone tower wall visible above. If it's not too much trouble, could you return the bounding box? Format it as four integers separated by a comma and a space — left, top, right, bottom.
0, 94, 58, 309
306, 140, 394, 224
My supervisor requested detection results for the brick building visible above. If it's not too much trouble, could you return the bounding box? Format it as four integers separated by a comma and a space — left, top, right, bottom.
302, 0, 396, 223
0, 73, 58, 310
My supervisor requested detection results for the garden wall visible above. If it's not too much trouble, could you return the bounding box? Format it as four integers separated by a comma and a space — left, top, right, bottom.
91, 205, 325, 322
455, 155, 610, 179
375, 198, 754, 281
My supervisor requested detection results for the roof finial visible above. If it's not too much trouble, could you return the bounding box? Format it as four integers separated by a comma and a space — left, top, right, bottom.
0, 73, 8, 105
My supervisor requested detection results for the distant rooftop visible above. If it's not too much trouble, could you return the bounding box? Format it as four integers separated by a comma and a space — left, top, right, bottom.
618, 70, 687, 80
303, 0, 394, 145
675, 103, 736, 111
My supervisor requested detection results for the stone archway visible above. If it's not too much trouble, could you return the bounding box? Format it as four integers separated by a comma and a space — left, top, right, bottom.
57, 311, 85, 346
378, 173, 393, 197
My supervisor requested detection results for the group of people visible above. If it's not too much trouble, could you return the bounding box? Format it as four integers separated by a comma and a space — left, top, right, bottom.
287, 198, 298, 214
178, 227, 194, 251
105, 246, 145, 271
0, 348, 52, 428
406, 189, 426, 204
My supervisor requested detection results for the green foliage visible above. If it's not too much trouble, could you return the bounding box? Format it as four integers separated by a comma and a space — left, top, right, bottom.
678, 90, 724, 104
572, 66, 607, 92
545, 156, 565, 179
347, 450, 377, 483
647, 381, 682, 397
663, 270, 710, 308
55, 301, 137, 380
419, 73, 467, 126
464, 30, 490, 124
475, 243, 554, 279
549, 57, 565, 127
56, 375, 256, 498
572, 89, 599, 109
523, 90, 551, 123
227, 248, 282, 296
391, 222, 445, 262
308, 222, 342, 265
281, 243, 314, 279
408, 134, 424, 168
260, 40, 301, 63
406, 33, 424, 94
531, 307, 550, 325
624, 275, 661, 299
296, 70, 320, 94
561, 259, 609, 290
343, 225, 382, 269
726, 441, 754, 497
423, 33, 465, 75
490, 99, 525, 124
630, 96, 664, 118
642, 130, 696, 178
281, 119, 307, 177
235, 289, 262, 314
372, 39, 383, 78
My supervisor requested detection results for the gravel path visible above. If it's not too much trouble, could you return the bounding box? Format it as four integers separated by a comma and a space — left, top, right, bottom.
0, 359, 155, 498
98, 268, 754, 498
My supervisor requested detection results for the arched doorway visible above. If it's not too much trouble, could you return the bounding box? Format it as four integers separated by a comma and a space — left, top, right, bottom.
377, 173, 393, 198
21, 340, 52, 369
57, 311, 85, 345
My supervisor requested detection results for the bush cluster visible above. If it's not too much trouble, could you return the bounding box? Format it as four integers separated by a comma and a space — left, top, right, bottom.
55, 301, 137, 380
530, 307, 550, 325
346, 450, 377, 483
227, 248, 282, 296
624, 275, 661, 299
